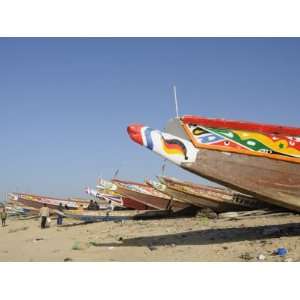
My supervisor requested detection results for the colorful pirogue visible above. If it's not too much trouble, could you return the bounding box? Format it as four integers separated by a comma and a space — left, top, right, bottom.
152, 177, 275, 212
13, 192, 89, 210
110, 179, 191, 212
127, 115, 300, 212
87, 183, 149, 210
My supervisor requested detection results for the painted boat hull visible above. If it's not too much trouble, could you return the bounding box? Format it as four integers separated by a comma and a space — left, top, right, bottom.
17, 197, 68, 210
149, 181, 232, 211
103, 194, 149, 210
115, 183, 190, 212
110, 179, 161, 210
15, 193, 88, 210
160, 177, 275, 210
122, 198, 149, 210
95, 180, 150, 210
89, 189, 149, 210
102, 192, 150, 210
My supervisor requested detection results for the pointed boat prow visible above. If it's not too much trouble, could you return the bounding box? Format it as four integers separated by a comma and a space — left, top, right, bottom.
127, 123, 198, 165
127, 124, 144, 145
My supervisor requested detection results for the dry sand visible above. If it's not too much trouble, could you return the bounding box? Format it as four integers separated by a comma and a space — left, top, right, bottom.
0, 211, 300, 262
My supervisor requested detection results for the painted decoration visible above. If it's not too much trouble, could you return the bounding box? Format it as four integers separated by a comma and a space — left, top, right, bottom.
97, 179, 118, 191
127, 124, 198, 165
7, 193, 18, 201
183, 122, 300, 163
121, 183, 170, 199
85, 187, 121, 203
147, 180, 167, 192
17, 193, 83, 208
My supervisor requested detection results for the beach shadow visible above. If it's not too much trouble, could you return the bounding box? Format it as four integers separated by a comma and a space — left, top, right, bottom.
96, 222, 300, 248
61, 216, 131, 226
61, 222, 93, 228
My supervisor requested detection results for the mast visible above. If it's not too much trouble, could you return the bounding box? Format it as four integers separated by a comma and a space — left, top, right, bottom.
173, 85, 179, 118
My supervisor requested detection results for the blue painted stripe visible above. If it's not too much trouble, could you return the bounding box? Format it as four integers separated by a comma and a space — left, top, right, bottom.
144, 128, 154, 150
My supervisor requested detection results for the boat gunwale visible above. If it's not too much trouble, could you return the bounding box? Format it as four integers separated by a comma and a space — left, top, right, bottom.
181, 121, 300, 164
182, 115, 300, 136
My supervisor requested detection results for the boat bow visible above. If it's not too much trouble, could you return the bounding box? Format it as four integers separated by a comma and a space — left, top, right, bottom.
127, 124, 198, 165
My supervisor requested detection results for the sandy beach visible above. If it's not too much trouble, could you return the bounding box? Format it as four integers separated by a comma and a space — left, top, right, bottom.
0, 211, 299, 262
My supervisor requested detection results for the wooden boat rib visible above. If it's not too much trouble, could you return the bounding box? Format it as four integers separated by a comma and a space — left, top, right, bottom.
127, 116, 300, 212
113, 180, 190, 212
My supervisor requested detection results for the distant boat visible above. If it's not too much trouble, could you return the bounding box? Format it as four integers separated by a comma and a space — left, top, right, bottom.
112, 179, 191, 211
152, 176, 274, 212
97, 178, 148, 210
5, 205, 38, 216
85, 186, 149, 210
13, 192, 88, 210
127, 115, 300, 211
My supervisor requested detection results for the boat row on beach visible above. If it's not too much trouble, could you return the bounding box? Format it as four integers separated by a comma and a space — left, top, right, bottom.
6, 172, 279, 220
5, 114, 300, 219
82, 175, 280, 216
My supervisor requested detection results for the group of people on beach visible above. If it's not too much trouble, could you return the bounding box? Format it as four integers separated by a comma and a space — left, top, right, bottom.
87, 200, 100, 210
39, 203, 64, 228
1, 198, 108, 229
0, 203, 65, 229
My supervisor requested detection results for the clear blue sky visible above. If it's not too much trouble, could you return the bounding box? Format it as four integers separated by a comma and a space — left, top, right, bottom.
1, 38, 300, 200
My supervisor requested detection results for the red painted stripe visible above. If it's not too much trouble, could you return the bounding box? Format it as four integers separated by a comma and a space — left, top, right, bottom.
182, 115, 300, 136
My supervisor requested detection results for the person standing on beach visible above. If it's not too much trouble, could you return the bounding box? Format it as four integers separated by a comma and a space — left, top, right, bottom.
87, 200, 95, 210
39, 203, 50, 229
94, 201, 99, 211
106, 200, 114, 216
109, 200, 114, 211
1, 207, 7, 227
57, 203, 63, 225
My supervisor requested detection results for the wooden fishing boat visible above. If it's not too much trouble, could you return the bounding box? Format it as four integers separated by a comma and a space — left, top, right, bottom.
95, 180, 150, 210
14, 192, 88, 210
127, 116, 300, 212
112, 179, 190, 211
158, 177, 275, 211
5, 204, 39, 216
112, 196, 149, 210
146, 179, 220, 209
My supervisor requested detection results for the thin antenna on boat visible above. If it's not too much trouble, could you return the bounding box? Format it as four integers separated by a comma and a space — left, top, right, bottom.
97, 174, 102, 186
161, 159, 167, 176
112, 168, 119, 179
173, 85, 179, 118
